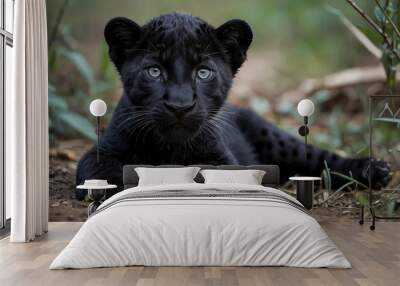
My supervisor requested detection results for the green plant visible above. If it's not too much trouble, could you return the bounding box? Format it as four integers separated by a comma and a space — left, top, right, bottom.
344, 0, 400, 94
48, 83, 95, 143
322, 161, 369, 207
327, 2, 400, 216
322, 160, 400, 216
47, 0, 118, 145
48, 28, 118, 144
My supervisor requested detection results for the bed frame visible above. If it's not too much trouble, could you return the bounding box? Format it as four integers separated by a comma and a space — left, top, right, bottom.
122, 165, 280, 189
87, 165, 280, 215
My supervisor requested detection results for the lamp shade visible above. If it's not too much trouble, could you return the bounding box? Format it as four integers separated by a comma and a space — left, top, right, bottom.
89, 99, 107, 117
297, 99, 315, 117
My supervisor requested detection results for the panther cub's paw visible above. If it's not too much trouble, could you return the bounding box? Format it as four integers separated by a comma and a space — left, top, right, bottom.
360, 158, 391, 189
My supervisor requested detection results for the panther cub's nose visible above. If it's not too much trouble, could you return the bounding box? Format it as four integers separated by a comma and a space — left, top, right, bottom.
164, 101, 196, 119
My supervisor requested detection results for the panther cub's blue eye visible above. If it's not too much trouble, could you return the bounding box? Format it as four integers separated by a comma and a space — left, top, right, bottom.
147, 67, 161, 78
197, 68, 211, 80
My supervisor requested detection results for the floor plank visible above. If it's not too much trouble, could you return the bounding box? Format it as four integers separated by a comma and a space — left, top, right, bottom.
0, 221, 399, 286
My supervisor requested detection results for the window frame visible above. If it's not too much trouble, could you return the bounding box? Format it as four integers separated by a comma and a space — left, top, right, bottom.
0, 0, 14, 232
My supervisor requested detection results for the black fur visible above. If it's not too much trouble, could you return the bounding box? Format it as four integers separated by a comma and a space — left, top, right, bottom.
76, 13, 391, 199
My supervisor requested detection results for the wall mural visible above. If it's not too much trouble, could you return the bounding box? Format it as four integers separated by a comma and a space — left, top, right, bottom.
47, 1, 399, 222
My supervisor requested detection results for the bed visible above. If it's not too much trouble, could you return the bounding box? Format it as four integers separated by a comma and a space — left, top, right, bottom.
50, 165, 350, 269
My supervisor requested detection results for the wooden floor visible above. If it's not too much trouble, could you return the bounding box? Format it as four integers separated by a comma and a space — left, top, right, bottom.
0, 220, 399, 286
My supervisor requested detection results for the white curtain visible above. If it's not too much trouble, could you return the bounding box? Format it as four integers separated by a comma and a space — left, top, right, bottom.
7, 0, 49, 242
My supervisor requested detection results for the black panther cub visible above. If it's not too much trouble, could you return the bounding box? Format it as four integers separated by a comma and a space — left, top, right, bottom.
76, 13, 390, 199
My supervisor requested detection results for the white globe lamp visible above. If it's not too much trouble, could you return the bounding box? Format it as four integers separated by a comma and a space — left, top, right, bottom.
297, 99, 315, 117
89, 99, 107, 164
297, 98, 315, 148
90, 99, 107, 117
296, 99, 315, 175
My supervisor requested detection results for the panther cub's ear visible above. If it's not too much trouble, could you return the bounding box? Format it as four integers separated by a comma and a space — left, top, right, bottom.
104, 17, 142, 70
216, 19, 253, 73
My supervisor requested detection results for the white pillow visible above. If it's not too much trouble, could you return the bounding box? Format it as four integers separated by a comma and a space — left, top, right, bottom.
200, 169, 266, 185
135, 167, 200, 186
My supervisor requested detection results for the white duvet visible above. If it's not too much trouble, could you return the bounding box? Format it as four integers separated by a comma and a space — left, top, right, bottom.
50, 183, 350, 269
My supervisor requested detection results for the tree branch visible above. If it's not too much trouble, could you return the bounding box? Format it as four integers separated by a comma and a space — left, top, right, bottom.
338, 12, 382, 58
374, 0, 400, 39
345, 0, 400, 61
280, 65, 398, 102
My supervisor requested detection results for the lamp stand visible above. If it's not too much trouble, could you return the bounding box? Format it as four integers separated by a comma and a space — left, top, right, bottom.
298, 116, 310, 166
96, 116, 100, 164
304, 116, 308, 146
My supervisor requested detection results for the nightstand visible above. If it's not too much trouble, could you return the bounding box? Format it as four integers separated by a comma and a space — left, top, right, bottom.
289, 177, 321, 210
77, 183, 117, 216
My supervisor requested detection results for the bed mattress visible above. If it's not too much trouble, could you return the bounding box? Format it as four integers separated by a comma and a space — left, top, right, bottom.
50, 183, 350, 269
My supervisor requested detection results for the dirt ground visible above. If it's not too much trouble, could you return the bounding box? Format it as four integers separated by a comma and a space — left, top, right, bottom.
49, 140, 91, 221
